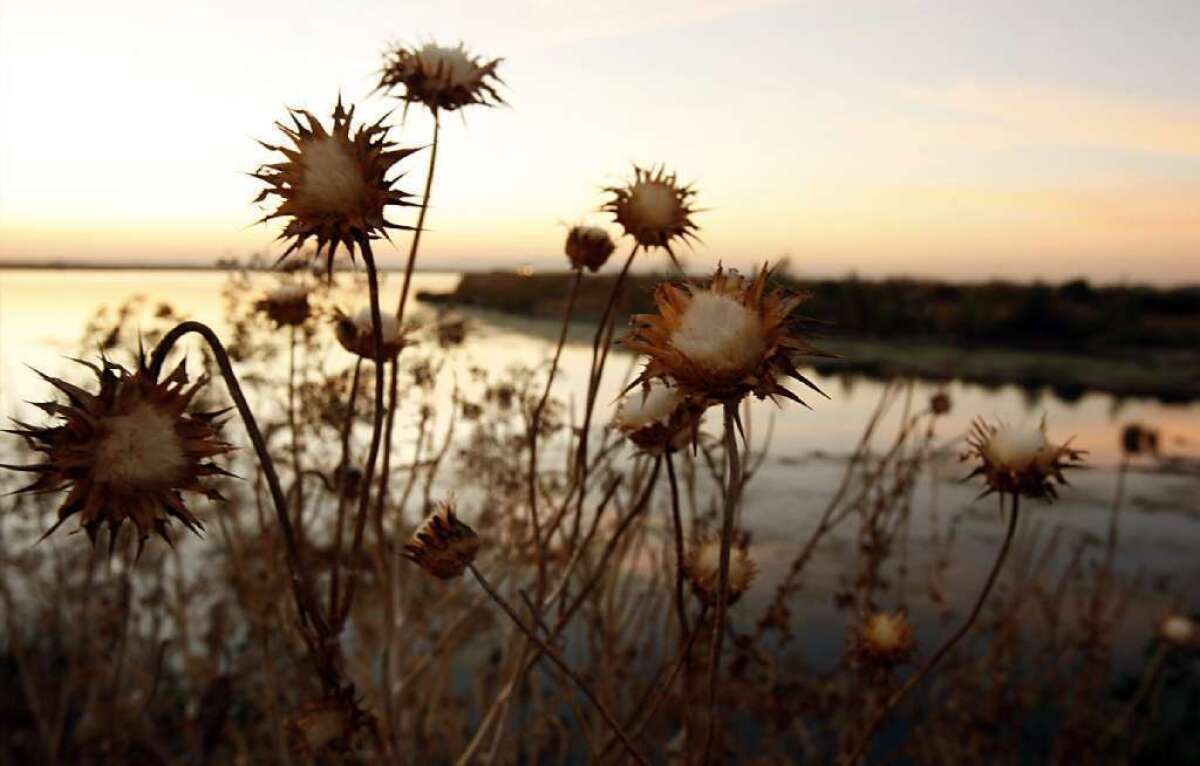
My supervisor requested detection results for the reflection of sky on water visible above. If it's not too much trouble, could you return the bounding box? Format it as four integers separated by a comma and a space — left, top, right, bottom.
2, 268, 1197, 663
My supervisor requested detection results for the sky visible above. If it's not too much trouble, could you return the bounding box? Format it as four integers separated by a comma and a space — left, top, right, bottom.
0, 0, 1198, 283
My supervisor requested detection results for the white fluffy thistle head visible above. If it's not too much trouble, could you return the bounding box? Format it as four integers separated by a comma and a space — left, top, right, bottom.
669, 291, 767, 377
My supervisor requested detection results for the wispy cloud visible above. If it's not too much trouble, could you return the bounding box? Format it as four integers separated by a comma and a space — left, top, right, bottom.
906, 82, 1200, 157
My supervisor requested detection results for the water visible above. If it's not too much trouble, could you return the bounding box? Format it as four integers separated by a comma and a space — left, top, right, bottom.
2, 268, 1198, 662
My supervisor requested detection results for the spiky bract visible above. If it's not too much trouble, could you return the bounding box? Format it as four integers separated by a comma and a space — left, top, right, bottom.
378, 42, 504, 113
602, 165, 699, 258
252, 98, 419, 273
4, 356, 232, 551
965, 417, 1086, 501
402, 502, 481, 579
624, 265, 828, 406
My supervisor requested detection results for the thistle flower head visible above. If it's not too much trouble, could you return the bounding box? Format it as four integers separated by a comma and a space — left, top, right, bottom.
930, 391, 952, 416
602, 165, 699, 258
291, 694, 361, 754
254, 284, 311, 327
683, 531, 758, 606
853, 611, 917, 666
612, 379, 700, 454
965, 417, 1085, 500
403, 501, 481, 579
252, 98, 419, 273
436, 312, 467, 348
3, 356, 233, 552
624, 265, 828, 405
565, 225, 615, 272
378, 42, 503, 113
334, 307, 408, 361
1121, 423, 1160, 456
1158, 614, 1200, 649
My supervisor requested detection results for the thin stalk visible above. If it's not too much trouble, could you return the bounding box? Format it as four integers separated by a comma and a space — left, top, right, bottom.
665, 450, 690, 639
468, 564, 650, 766
287, 324, 304, 534
336, 234, 389, 628
395, 111, 440, 322
328, 357, 362, 617
528, 269, 584, 598
700, 402, 742, 765
842, 492, 1022, 765
148, 322, 334, 677
573, 245, 637, 489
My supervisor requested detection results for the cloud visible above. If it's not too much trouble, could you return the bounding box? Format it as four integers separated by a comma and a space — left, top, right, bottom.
905, 82, 1200, 158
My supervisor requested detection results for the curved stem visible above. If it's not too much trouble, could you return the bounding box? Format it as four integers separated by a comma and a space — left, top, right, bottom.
147, 322, 333, 658
842, 492, 1022, 765
336, 234, 389, 628
701, 402, 742, 765
395, 111, 440, 322
468, 564, 650, 766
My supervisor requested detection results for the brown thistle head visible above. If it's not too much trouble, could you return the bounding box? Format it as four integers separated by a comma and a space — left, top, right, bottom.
612, 379, 702, 454
3, 356, 233, 553
683, 531, 758, 606
602, 165, 699, 260
254, 284, 311, 327
403, 502, 481, 579
290, 691, 364, 755
623, 264, 828, 406
333, 307, 409, 362
964, 416, 1086, 500
564, 225, 616, 272
378, 42, 504, 114
1158, 614, 1200, 650
252, 98, 419, 273
851, 611, 917, 667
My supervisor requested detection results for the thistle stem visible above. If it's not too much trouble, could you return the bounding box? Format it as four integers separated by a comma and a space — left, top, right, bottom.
700, 402, 742, 765
467, 563, 650, 766
841, 492, 1022, 765
395, 111, 439, 323
147, 321, 334, 679
336, 234, 389, 628
665, 450, 690, 639
328, 357, 362, 618
528, 268, 584, 600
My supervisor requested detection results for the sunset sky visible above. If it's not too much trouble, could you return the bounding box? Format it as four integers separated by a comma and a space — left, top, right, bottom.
1, 0, 1197, 283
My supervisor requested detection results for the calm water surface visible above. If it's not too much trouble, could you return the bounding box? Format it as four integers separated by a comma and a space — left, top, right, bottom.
2, 268, 1197, 661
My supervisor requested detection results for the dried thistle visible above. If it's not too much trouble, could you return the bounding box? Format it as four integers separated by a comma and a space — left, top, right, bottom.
334, 307, 409, 362
565, 225, 615, 272
684, 531, 758, 606
624, 264, 828, 406
965, 417, 1086, 500
851, 611, 917, 667
3, 356, 233, 551
403, 502, 481, 579
252, 98, 419, 272
1158, 614, 1200, 649
290, 693, 363, 755
378, 42, 503, 113
612, 379, 701, 454
254, 284, 311, 327
602, 165, 700, 259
